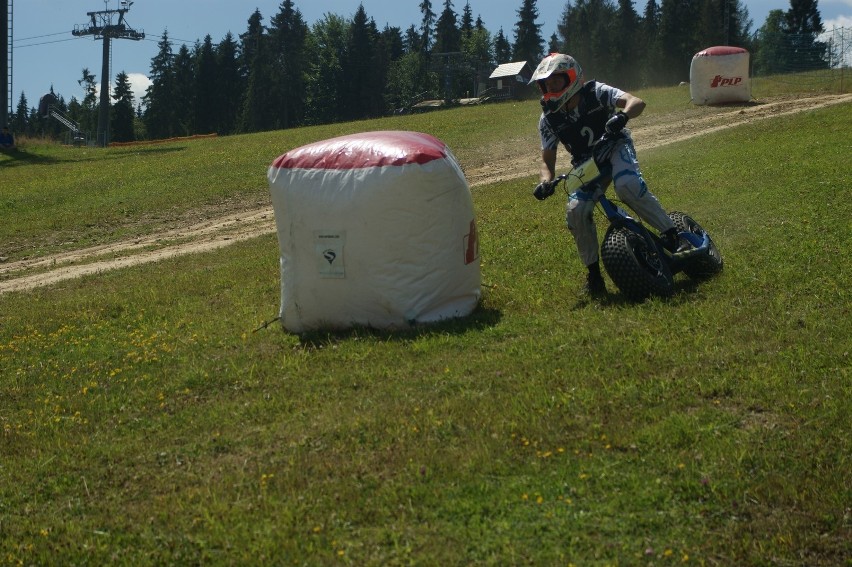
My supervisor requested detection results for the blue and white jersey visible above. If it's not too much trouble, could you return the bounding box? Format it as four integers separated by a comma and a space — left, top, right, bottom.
538, 80, 626, 158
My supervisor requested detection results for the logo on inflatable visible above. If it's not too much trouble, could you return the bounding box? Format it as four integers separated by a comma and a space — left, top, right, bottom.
710, 75, 743, 88
464, 219, 479, 265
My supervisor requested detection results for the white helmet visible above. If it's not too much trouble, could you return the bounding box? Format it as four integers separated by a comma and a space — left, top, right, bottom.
529, 53, 584, 113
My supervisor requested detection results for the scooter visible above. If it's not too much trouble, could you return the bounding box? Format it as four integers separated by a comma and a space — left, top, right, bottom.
546, 133, 723, 301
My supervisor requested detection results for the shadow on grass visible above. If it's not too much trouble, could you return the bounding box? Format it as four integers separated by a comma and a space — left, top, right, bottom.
0, 148, 61, 167
570, 275, 713, 309
1, 145, 186, 168
286, 304, 504, 349
74, 145, 188, 164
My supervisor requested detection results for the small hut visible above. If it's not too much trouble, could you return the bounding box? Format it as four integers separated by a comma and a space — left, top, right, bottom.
486, 61, 534, 100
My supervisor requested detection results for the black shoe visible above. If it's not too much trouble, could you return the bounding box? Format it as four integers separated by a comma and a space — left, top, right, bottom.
662, 230, 691, 255
584, 271, 607, 297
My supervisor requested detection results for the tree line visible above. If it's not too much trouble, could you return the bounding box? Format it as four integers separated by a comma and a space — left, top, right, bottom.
9, 0, 829, 142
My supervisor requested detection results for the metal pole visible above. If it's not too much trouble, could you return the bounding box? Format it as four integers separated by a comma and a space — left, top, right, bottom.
98, 33, 110, 146
73, 7, 143, 146
840, 27, 846, 94
1, 0, 8, 128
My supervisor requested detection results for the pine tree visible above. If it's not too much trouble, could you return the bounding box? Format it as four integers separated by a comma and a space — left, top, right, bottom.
305, 14, 347, 125
404, 25, 421, 53
548, 32, 561, 53
377, 25, 404, 106
434, 0, 461, 54
192, 36, 218, 134
612, 0, 642, 88
385, 51, 433, 110
462, 26, 493, 95
696, 0, 752, 47
657, 0, 701, 84
12, 92, 28, 134
460, 2, 474, 37
239, 9, 265, 81
27, 107, 39, 137
172, 44, 195, 136
783, 0, 827, 70
493, 28, 512, 63
785, 0, 823, 34
33, 86, 64, 139
111, 71, 136, 142
66, 97, 83, 135
753, 9, 789, 74
731, 0, 754, 45
143, 31, 176, 139
267, 0, 309, 129
512, 0, 545, 65
344, 5, 383, 120
238, 37, 275, 133
420, 0, 436, 53
558, 0, 618, 79
237, 10, 269, 133
382, 25, 406, 61
643, 0, 660, 35
641, 0, 664, 85
77, 68, 99, 136
215, 32, 242, 135
433, 1, 468, 99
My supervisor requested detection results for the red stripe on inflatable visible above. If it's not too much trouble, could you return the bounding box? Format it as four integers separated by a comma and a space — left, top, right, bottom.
696, 46, 748, 57
272, 131, 447, 170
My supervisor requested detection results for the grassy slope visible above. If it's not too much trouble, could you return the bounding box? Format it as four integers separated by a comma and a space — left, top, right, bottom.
1, 88, 850, 565
0, 101, 539, 260
0, 80, 758, 260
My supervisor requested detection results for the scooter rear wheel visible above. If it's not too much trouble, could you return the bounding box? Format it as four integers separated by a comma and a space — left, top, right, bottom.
668, 212, 723, 279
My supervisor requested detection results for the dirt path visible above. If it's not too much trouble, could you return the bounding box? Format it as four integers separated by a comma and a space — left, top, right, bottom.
2, 93, 850, 294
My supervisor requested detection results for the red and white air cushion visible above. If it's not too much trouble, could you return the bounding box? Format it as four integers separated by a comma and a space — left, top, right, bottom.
268, 131, 481, 332
690, 46, 751, 105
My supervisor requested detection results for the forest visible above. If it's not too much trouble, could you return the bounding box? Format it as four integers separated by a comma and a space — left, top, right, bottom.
8, 0, 831, 142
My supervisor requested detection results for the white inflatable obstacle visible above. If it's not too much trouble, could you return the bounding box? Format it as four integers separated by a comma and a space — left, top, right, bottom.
267, 131, 481, 333
690, 46, 751, 105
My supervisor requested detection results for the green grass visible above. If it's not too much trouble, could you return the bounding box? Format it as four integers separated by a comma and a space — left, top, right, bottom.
0, 101, 537, 261
1, 85, 850, 565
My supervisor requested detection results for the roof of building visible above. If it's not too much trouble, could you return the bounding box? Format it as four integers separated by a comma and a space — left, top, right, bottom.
489, 61, 530, 79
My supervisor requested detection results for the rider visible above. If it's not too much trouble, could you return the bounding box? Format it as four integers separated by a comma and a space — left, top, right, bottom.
0, 125, 15, 149
531, 53, 689, 297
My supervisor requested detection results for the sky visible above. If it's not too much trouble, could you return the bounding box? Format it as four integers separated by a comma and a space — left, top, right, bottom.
8, 0, 852, 112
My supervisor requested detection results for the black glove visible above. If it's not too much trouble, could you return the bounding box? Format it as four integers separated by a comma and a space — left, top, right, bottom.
605, 111, 629, 134
533, 180, 555, 201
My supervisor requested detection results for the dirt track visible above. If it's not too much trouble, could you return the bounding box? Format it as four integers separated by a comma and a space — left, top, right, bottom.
2, 93, 850, 294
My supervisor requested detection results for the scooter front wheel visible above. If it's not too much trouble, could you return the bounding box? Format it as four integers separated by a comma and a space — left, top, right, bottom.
602, 226, 674, 301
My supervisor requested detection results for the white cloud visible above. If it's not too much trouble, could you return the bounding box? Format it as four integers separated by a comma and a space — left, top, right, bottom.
127, 73, 152, 106
822, 14, 852, 29
93, 73, 152, 107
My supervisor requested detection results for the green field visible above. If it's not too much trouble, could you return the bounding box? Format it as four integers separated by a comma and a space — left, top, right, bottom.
1, 83, 850, 565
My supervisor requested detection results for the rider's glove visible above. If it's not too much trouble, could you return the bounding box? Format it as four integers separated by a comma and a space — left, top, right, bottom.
533, 180, 555, 201
605, 111, 629, 134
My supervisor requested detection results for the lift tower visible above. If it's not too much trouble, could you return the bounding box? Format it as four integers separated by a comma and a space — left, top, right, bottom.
72, 2, 143, 146
1, 0, 10, 128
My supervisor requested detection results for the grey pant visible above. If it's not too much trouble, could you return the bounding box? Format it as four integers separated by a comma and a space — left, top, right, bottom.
565, 137, 675, 267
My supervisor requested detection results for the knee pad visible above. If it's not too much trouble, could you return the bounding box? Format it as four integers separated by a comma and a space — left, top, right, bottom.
565, 193, 594, 232
614, 170, 648, 200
